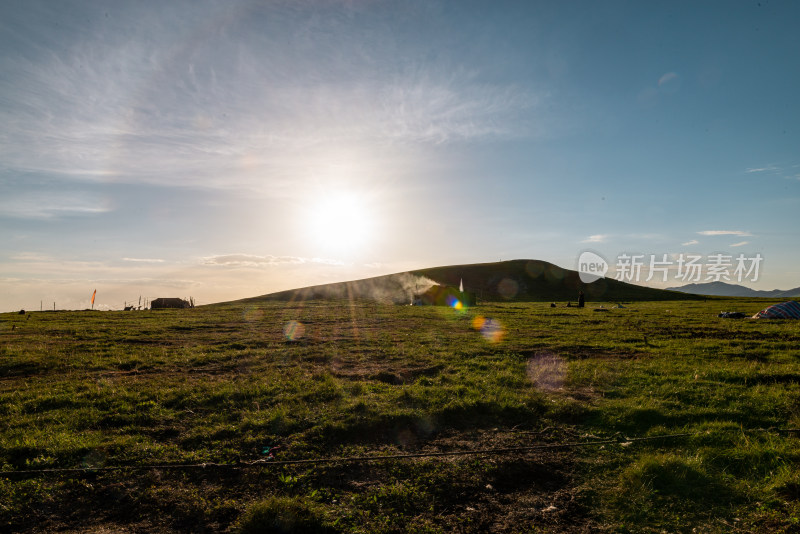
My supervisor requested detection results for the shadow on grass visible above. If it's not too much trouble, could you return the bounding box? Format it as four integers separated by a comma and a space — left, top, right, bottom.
614, 453, 742, 528
712, 372, 800, 386
309, 400, 549, 449
594, 406, 785, 436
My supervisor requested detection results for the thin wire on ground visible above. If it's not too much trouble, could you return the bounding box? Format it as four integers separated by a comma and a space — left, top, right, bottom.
1, 427, 797, 478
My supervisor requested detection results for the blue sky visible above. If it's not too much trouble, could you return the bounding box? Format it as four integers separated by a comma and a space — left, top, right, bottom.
1, 0, 799, 311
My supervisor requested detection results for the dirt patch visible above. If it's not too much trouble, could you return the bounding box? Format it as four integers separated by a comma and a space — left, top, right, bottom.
330, 360, 443, 385
14, 429, 596, 534
566, 349, 641, 360
527, 352, 567, 391
32, 522, 171, 534
515, 347, 641, 362
422, 430, 596, 532
525, 351, 602, 404
318, 428, 597, 533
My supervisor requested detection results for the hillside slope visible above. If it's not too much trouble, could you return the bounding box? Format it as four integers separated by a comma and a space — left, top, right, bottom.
415, 259, 698, 302
236, 259, 700, 304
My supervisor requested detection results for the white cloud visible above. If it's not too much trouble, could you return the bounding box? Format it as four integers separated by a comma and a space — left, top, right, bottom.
682, 239, 699, 246
730, 241, 749, 247
697, 230, 752, 237
658, 72, 678, 86
746, 166, 778, 173
627, 233, 664, 240
122, 258, 165, 263
745, 164, 800, 182
581, 234, 608, 243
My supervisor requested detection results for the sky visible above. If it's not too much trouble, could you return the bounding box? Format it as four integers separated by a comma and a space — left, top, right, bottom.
1, 0, 799, 311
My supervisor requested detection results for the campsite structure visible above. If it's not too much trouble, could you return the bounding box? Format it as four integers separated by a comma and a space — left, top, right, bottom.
150, 297, 193, 310
752, 300, 800, 319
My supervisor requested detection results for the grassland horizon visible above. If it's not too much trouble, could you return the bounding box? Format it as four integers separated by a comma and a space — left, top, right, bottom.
2, 292, 799, 532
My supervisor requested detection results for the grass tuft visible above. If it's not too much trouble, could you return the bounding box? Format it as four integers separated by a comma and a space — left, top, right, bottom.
235, 495, 337, 534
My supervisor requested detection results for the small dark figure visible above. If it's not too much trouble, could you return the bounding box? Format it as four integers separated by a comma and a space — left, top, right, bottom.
719, 311, 747, 319
578, 291, 585, 308
550, 302, 556, 308
18, 309, 25, 315
566, 302, 572, 307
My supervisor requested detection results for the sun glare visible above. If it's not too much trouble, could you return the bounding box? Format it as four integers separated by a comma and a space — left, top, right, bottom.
306, 191, 373, 255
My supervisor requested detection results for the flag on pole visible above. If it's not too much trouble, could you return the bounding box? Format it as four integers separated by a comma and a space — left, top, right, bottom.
91, 289, 96, 308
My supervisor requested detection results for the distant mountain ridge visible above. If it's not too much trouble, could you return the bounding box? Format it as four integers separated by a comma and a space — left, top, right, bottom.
667, 281, 800, 298
236, 259, 702, 304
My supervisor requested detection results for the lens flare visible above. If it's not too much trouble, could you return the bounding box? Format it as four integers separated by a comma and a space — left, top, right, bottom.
446, 295, 463, 310
243, 306, 265, 322
283, 320, 305, 341
526, 352, 566, 391
545, 265, 565, 284
497, 278, 519, 299
471, 315, 504, 343
525, 261, 545, 278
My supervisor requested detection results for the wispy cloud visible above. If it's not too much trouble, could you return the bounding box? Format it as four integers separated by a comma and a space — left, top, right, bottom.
93, 277, 200, 288
745, 163, 800, 181
122, 258, 165, 263
658, 72, 678, 86
581, 234, 608, 243
682, 239, 699, 246
202, 254, 344, 267
10, 252, 54, 262
0, 2, 545, 197
7, 253, 116, 273
697, 230, 752, 237
746, 165, 778, 173
0, 191, 113, 219
730, 241, 749, 247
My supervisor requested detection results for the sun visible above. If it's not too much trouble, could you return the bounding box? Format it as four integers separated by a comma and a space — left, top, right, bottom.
306, 191, 373, 255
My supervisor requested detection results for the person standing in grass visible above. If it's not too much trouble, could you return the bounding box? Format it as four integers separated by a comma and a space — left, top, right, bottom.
578, 290, 585, 308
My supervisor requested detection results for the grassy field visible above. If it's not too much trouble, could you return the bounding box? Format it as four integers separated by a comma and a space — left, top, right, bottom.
1, 298, 799, 532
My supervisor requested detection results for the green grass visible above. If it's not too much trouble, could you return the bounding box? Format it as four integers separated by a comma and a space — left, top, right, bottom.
1, 298, 799, 532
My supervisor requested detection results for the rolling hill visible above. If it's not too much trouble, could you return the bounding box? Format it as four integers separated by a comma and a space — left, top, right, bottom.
238, 259, 701, 304
667, 281, 800, 298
